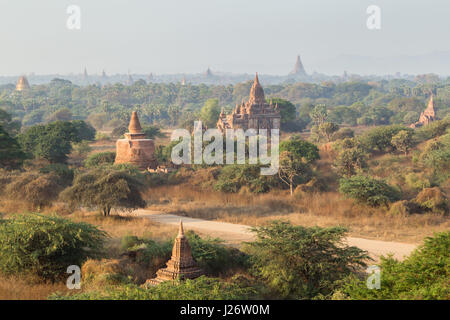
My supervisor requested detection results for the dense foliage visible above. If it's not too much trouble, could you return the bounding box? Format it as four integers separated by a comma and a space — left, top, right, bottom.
0, 214, 107, 281
341, 232, 449, 300
245, 221, 369, 299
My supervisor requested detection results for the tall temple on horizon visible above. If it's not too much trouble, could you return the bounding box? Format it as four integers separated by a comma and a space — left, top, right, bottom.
216, 73, 281, 132
289, 55, 307, 77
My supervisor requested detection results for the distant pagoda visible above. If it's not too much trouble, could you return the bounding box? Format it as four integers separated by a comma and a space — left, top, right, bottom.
146, 221, 203, 286
15, 76, 30, 91
410, 95, 437, 128
289, 55, 307, 76
204, 67, 213, 77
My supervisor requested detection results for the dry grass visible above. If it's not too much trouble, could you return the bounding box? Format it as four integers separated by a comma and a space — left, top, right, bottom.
0, 275, 70, 300
144, 185, 449, 243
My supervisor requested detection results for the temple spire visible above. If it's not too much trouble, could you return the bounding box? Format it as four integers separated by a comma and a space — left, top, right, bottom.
128, 111, 142, 134
290, 55, 307, 76
248, 72, 265, 104
178, 220, 185, 238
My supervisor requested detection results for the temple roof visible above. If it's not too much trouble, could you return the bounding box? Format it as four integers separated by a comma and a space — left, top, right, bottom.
16, 76, 30, 91
177, 220, 185, 238
248, 73, 265, 105
128, 111, 143, 134
290, 55, 307, 76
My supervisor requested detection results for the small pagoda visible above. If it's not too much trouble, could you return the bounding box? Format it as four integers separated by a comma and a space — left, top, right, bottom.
146, 221, 203, 286
15, 76, 30, 91
114, 111, 156, 170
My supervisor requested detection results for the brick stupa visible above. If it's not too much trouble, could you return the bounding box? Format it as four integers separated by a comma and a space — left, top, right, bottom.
146, 221, 203, 286
114, 111, 156, 170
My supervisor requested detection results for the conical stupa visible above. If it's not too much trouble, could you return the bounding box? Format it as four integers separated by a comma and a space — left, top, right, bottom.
146, 221, 203, 286
15, 76, 30, 91
289, 55, 307, 76
114, 111, 156, 170
248, 73, 265, 105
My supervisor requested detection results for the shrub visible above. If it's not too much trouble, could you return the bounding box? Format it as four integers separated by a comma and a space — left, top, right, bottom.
360, 125, 409, 153
49, 276, 259, 300
39, 163, 74, 187
61, 168, 146, 216
404, 172, 431, 191
388, 200, 412, 216
414, 187, 448, 214
245, 221, 369, 299
215, 164, 279, 193
85, 152, 116, 168
339, 175, 401, 207
186, 231, 249, 276
331, 128, 354, 141
0, 214, 107, 281
5, 172, 64, 209
340, 232, 450, 300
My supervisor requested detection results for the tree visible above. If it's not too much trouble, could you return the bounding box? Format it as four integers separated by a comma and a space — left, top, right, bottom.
309, 104, 328, 126
142, 125, 165, 139
279, 136, 320, 164
0, 125, 26, 169
341, 232, 449, 300
85, 152, 116, 168
245, 221, 369, 299
46, 107, 73, 122
318, 122, 339, 142
278, 151, 312, 195
391, 130, 414, 155
339, 175, 401, 207
269, 98, 296, 124
200, 99, 220, 128
61, 168, 146, 216
0, 109, 20, 136
334, 148, 368, 177
0, 213, 106, 281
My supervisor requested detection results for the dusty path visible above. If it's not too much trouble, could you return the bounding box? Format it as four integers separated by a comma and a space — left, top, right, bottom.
129, 209, 417, 261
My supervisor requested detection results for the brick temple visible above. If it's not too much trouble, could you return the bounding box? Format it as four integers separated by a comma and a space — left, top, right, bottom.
146, 221, 203, 286
216, 73, 281, 132
114, 111, 156, 170
410, 95, 437, 128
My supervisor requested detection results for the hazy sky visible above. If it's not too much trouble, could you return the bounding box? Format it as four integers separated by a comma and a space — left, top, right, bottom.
0, 0, 449, 75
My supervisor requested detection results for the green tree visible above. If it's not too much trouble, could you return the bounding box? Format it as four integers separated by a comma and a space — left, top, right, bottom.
341, 232, 449, 300
279, 136, 320, 163
278, 151, 312, 195
391, 130, 414, 155
0, 213, 106, 281
245, 221, 369, 299
269, 98, 296, 124
200, 98, 220, 128
142, 125, 165, 139
309, 104, 328, 126
0, 109, 21, 136
334, 148, 368, 177
339, 175, 401, 207
0, 125, 26, 169
318, 122, 339, 142
85, 151, 116, 168
61, 168, 146, 216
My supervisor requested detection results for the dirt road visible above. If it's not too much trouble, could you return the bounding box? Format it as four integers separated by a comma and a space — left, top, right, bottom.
130, 209, 417, 261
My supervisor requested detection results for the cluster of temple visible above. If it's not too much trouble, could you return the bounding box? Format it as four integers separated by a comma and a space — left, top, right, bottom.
216, 73, 281, 132
145, 221, 203, 286
410, 95, 437, 128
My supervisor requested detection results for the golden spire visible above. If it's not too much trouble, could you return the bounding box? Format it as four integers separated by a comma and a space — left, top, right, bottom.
248, 72, 265, 105
15, 76, 30, 91
128, 111, 142, 134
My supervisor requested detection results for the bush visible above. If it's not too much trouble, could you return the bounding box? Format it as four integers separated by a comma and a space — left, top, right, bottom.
388, 200, 412, 216
0, 214, 107, 281
5, 172, 64, 209
360, 125, 409, 153
339, 175, 401, 207
215, 164, 279, 193
49, 276, 259, 300
85, 152, 116, 168
39, 163, 74, 187
340, 232, 450, 300
414, 187, 448, 214
186, 231, 249, 276
245, 221, 369, 299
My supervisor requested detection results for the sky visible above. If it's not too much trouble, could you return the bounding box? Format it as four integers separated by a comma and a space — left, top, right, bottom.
0, 0, 449, 76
